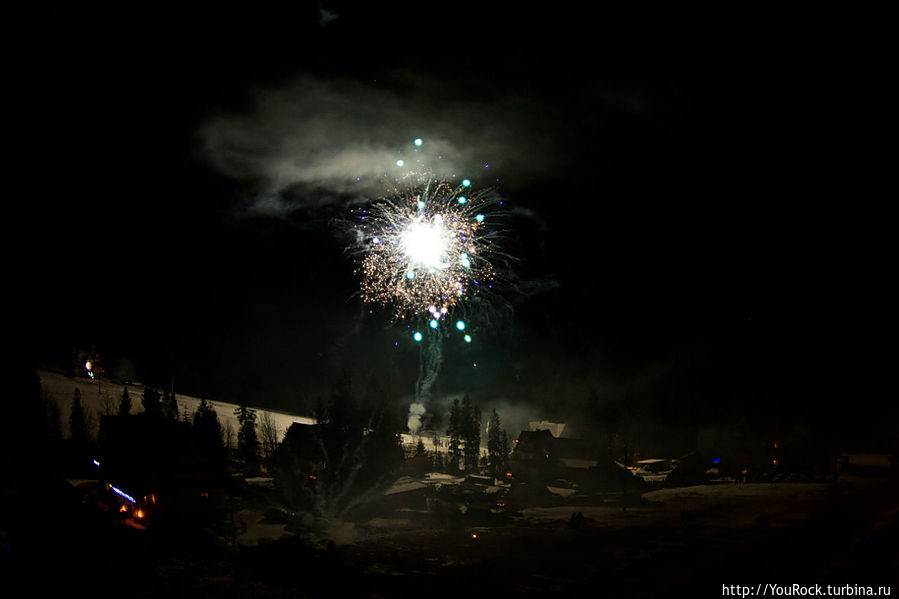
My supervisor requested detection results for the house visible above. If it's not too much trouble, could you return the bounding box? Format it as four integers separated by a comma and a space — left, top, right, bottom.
694, 419, 833, 481
511, 428, 647, 493
269, 423, 326, 478
95, 414, 228, 527
511, 429, 597, 484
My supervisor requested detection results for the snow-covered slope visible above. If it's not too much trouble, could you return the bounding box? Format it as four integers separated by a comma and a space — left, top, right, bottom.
37, 369, 314, 443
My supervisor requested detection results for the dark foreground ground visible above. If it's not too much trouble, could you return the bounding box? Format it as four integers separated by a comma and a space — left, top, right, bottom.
4, 474, 897, 598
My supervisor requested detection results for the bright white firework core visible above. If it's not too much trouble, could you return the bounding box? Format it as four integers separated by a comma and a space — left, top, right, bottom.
351, 176, 499, 320
400, 218, 449, 271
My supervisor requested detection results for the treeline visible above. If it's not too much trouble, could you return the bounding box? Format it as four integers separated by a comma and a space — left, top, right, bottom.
415, 395, 511, 477
24, 367, 512, 519
43, 382, 274, 476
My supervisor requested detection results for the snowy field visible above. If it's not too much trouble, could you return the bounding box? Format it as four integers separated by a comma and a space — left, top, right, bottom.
37, 369, 314, 445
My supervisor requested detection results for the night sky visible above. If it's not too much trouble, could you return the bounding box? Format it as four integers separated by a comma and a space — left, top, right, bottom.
17, 7, 891, 438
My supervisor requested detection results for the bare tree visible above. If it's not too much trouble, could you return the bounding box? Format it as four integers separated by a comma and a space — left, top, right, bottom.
223, 419, 235, 451
258, 411, 280, 459
100, 391, 115, 417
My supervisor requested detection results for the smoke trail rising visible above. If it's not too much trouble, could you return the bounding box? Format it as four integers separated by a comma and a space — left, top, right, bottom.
407, 327, 444, 434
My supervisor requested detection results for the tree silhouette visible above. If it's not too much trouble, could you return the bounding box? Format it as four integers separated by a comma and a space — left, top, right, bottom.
235, 404, 260, 472
461, 395, 481, 472
42, 390, 63, 455
487, 409, 510, 476
68, 388, 88, 446
447, 399, 462, 471
141, 387, 162, 416
118, 386, 132, 416
301, 387, 405, 514
194, 398, 224, 446
258, 411, 280, 459
432, 448, 445, 472
414, 437, 426, 457
67, 387, 91, 472
163, 390, 179, 424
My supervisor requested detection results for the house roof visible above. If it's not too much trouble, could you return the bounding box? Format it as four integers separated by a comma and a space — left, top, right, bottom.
514, 430, 593, 461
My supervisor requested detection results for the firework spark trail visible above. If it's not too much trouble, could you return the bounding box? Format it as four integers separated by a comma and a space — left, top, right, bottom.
347, 141, 512, 440
350, 173, 502, 322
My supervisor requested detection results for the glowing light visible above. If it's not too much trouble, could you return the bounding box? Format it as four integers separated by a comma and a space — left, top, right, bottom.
457, 196, 467, 204
475, 214, 484, 223
350, 175, 502, 320
135, 509, 145, 519
92, 459, 100, 467
413, 331, 423, 342
400, 219, 450, 271
396, 159, 405, 167
456, 320, 466, 331
462, 179, 471, 187
111, 485, 136, 504
464, 334, 472, 343
414, 138, 423, 146
429, 319, 438, 329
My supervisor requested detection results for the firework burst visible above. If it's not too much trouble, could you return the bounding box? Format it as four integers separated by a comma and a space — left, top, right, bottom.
350, 173, 501, 324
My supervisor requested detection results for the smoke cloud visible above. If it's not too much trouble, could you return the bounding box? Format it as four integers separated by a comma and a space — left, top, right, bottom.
406, 402, 426, 435
199, 72, 566, 216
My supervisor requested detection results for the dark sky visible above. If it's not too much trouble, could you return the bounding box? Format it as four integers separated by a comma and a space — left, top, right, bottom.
17, 7, 891, 429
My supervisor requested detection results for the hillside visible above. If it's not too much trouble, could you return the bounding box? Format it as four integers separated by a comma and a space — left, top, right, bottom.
37, 369, 314, 444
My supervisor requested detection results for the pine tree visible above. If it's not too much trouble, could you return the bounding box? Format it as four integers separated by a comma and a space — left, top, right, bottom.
119, 386, 132, 416
141, 387, 162, 416
163, 390, 179, 424
500, 430, 510, 474
194, 398, 224, 447
448, 398, 462, 471
68, 388, 88, 447
235, 404, 260, 472
414, 437, 426, 457
487, 409, 508, 477
45, 394, 63, 451
461, 395, 481, 472
468, 404, 481, 472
